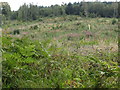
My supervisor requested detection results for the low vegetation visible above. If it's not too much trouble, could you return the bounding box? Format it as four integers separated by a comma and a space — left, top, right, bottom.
2, 15, 119, 88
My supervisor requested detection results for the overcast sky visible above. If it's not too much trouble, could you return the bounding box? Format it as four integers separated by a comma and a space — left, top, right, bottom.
0, 0, 118, 11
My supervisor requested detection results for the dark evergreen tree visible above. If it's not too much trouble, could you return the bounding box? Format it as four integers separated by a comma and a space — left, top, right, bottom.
65, 3, 73, 15
1, 2, 11, 20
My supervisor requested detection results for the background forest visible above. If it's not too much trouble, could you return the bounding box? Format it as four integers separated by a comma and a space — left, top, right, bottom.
0, 2, 119, 21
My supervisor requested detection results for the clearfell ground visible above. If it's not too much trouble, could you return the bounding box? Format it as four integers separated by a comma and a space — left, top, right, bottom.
2, 16, 119, 88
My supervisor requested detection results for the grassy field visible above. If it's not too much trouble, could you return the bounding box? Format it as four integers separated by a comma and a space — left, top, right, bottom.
2, 15, 119, 88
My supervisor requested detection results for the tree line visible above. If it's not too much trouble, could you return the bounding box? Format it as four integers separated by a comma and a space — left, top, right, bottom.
0, 2, 119, 21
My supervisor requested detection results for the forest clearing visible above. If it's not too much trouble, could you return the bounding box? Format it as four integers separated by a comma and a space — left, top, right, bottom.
0, 1, 119, 88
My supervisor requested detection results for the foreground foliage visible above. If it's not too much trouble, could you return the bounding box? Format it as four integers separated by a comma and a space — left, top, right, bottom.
2, 35, 119, 88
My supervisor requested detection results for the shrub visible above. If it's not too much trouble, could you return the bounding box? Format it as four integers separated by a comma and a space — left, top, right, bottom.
33, 25, 39, 29
31, 25, 39, 30
112, 19, 117, 25
13, 29, 20, 35
38, 18, 43, 21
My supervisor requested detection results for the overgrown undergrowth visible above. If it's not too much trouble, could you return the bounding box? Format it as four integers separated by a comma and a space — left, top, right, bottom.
2, 36, 119, 88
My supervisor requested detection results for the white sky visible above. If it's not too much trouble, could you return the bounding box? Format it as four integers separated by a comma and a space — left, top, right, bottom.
0, 0, 119, 11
